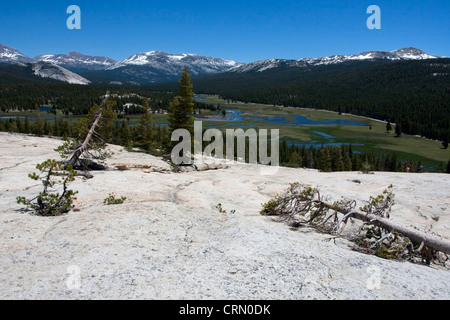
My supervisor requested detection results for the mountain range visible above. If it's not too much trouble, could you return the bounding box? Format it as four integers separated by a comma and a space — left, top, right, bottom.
0, 43, 244, 84
231, 47, 439, 73
82, 50, 244, 84
0, 43, 442, 85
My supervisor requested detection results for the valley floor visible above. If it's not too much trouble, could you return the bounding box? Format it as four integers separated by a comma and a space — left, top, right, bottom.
0, 133, 449, 300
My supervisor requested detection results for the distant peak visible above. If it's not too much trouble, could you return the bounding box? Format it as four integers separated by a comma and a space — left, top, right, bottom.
391, 47, 425, 54
0, 43, 33, 64
144, 50, 167, 55
67, 51, 83, 56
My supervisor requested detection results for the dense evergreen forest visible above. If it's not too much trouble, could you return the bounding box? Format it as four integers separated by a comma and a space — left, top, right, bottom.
189, 59, 450, 143
0, 80, 174, 115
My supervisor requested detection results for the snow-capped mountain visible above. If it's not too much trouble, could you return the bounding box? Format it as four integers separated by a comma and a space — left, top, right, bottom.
34, 52, 117, 72
0, 43, 442, 85
109, 51, 243, 74
32, 61, 91, 85
80, 51, 245, 84
231, 48, 439, 73
0, 43, 244, 84
0, 44, 33, 64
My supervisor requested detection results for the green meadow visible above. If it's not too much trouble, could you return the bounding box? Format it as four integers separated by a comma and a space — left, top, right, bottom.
195, 95, 450, 169
2, 95, 448, 169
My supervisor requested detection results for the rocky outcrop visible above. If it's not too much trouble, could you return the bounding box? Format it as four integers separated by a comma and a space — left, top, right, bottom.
0, 133, 449, 300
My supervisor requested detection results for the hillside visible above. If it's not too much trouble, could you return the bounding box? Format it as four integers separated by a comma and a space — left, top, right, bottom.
1, 133, 449, 299
0, 62, 90, 85
0, 63, 60, 83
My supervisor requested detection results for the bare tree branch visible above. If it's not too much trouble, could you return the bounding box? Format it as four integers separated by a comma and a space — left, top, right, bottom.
261, 183, 450, 258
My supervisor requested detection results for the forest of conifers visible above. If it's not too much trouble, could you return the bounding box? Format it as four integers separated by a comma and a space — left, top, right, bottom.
190, 59, 450, 143
0, 82, 174, 115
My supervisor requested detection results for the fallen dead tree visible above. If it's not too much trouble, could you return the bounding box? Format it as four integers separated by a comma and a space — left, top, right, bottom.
57, 92, 116, 171
66, 103, 105, 168
261, 183, 450, 264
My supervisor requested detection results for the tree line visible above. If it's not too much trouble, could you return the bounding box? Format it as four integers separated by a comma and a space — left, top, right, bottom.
279, 141, 450, 173
0, 80, 175, 115
190, 59, 450, 144
2, 110, 449, 173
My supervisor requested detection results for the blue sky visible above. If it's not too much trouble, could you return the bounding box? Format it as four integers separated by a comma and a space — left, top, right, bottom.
0, 0, 449, 63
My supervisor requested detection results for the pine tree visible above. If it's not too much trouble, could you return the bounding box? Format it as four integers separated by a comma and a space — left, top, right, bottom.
307, 149, 315, 168
386, 121, 392, 133
300, 145, 308, 167
136, 98, 154, 151
16, 159, 78, 216
60, 119, 71, 140
330, 146, 344, 171
343, 148, 352, 171
353, 154, 363, 171
288, 152, 302, 168
280, 140, 288, 164
318, 147, 332, 172
168, 68, 194, 135
120, 121, 132, 150
98, 101, 117, 144
10, 119, 19, 133
395, 122, 402, 137
24, 116, 30, 134
43, 120, 51, 136
52, 117, 60, 137
443, 136, 449, 149
16, 117, 23, 133
33, 104, 43, 137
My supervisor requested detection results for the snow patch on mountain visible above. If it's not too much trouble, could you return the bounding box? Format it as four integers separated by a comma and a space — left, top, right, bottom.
0, 44, 33, 64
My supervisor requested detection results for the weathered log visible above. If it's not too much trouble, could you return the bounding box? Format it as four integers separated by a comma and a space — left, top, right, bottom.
66, 92, 112, 169
67, 105, 104, 168
350, 210, 450, 255
263, 185, 450, 256
316, 199, 450, 255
